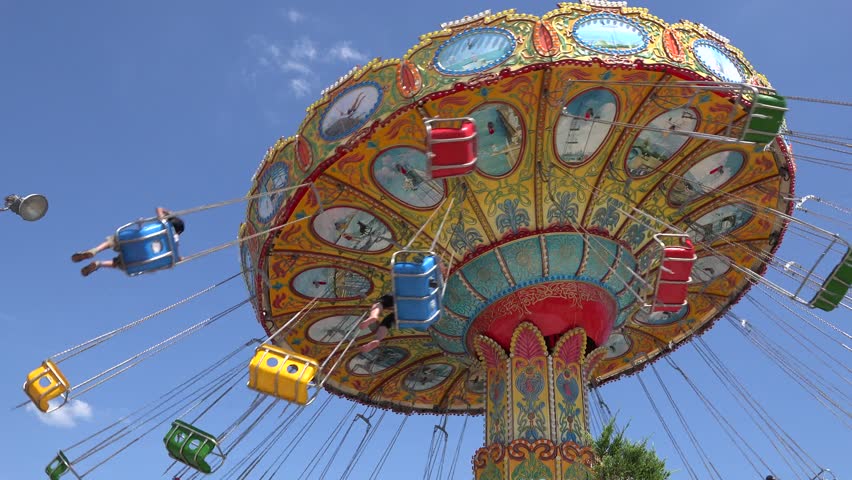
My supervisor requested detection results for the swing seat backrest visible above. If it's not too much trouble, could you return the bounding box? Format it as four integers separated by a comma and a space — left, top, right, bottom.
24, 359, 69, 413
660, 243, 696, 282
163, 420, 219, 474
809, 246, 852, 312
426, 118, 478, 180
115, 219, 179, 276
248, 345, 319, 405
649, 234, 696, 313
45, 451, 72, 480
391, 252, 442, 330
742, 93, 787, 145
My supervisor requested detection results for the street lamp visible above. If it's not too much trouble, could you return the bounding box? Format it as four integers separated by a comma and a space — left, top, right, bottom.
1, 194, 49, 221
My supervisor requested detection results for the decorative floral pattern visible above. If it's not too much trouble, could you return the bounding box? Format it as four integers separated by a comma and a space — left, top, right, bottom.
463, 254, 512, 299
500, 240, 543, 283
590, 198, 622, 232
514, 366, 547, 440
555, 371, 582, 443
546, 191, 580, 225
449, 212, 485, 254
496, 199, 531, 234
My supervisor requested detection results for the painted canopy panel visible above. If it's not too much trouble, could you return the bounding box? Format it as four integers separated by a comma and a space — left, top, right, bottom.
239, 3, 793, 413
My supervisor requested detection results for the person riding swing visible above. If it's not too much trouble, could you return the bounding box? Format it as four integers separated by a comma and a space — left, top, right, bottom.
71, 207, 185, 276
358, 273, 441, 352
359, 294, 395, 353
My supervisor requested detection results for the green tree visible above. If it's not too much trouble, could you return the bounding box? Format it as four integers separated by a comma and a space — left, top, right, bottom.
587, 418, 671, 480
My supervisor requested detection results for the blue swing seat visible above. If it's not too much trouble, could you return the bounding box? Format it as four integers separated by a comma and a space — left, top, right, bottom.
391, 251, 443, 331
115, 219, 179, 276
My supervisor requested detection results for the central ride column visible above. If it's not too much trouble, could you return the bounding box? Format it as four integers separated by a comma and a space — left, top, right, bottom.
473, 323, 607, 480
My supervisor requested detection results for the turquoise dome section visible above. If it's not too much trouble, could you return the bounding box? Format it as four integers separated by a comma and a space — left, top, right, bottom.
431, 232, 639, 355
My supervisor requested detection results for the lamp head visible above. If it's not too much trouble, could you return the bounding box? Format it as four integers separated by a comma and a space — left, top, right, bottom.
4, 194, 49, 221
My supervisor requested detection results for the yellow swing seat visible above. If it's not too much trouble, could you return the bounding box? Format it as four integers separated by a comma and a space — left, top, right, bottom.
248, 345, 319, 405
24, 360, 70, 413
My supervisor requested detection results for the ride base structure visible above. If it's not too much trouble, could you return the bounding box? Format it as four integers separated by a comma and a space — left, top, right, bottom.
235, 1, 800, 478
474, 324, 605, 479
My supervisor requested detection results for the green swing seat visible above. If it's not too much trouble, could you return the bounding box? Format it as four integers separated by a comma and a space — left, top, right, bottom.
809, 247, 852, 312
45, 451, 72, 480
742, 92, 787, 145
163, 420, 223, 474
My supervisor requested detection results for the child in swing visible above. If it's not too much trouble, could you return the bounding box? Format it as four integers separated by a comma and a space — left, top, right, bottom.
359, 294, 395, 353
358, 270, 441, 353
71, 207, 185, 276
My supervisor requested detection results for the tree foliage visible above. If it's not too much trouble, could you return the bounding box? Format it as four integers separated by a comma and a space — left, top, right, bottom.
588, 418, 671, 480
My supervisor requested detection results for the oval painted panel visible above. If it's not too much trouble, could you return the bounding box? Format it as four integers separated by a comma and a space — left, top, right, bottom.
470, 102, 525, 177
633, 305, 688, 326
669, 150, 745, 206
692, 255, 732, 283
693, 40, 744, 83
686, 203, 754, 243
241, 243, 256, 299
347, 345, 408, 376
403, 363, 455, 391
396, 60, 422, 98
626, 107, 699, 177
372, 147, 445, 209
307, 315, 370, 343
434, 27, 516, 75
292, 267, 371, 299
555, 89, 617, 165
255, 162, 290, 224
295, 136, 312, 172
465, 369, 487, 394
663, 28, 685, 62
572, 13, 649, 55
319, 81, 383, 141
534, 21, 559, 57
603, 333, 631, 359
312, 207, 393, 252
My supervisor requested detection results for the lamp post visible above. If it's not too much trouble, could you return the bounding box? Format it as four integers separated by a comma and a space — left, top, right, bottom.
1, 194, 49, 221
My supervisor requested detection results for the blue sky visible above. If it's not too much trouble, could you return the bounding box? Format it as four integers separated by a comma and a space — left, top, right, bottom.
1, 0, 849, 479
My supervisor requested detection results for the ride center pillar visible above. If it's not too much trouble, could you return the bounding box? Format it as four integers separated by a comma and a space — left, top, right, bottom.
472, 323, 607, 480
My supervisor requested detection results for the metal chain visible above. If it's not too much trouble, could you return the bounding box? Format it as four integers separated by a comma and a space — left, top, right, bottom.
71, 299, 249, 396
790, 139, 852, 156
52, 271, 244, 362
786, 95, 852, 107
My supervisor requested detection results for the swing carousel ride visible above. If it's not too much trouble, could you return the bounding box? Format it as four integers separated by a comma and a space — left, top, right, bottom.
23, 1, 850, 479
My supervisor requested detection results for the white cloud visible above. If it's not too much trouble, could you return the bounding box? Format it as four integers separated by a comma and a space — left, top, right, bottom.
248, 36, 314, 74
328, 41, 367, 62
290, 78, 311, 97
264, 42, 282, 60
290, 38, 317, 61
245, 34, 369, 100
280, 60, 311, 75
27, 399, 93, 428
284, 9, 305, 23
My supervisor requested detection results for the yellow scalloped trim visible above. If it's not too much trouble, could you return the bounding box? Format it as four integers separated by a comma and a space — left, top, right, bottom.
582, 346, 608, 379
474, 334, 510, 365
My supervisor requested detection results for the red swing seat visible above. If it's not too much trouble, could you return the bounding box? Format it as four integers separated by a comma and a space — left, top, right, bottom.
425, 117, 478, 179
647, 234, 697, 312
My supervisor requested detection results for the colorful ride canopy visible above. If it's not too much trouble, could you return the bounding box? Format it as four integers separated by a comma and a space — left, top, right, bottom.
239, 2, 793, 413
